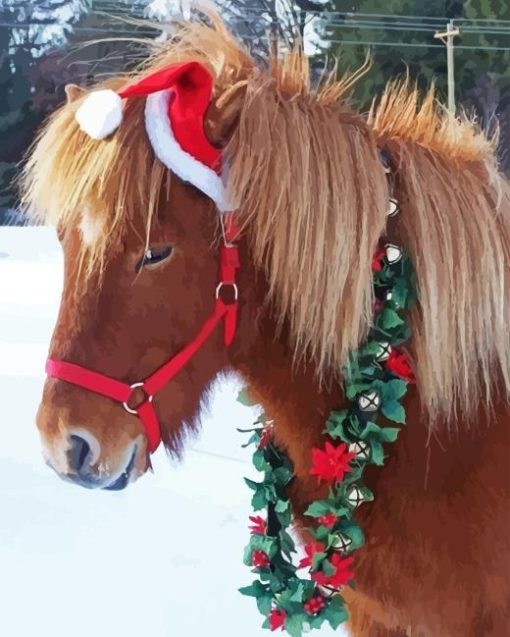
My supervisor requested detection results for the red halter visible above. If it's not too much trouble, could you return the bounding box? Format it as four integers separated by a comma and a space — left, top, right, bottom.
45, 214, 241, 453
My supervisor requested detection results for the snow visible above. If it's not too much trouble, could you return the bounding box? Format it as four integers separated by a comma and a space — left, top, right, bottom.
0, 227, 348, 637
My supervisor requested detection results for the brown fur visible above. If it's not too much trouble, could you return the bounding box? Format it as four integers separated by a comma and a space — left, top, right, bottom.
21, 15, 509, 637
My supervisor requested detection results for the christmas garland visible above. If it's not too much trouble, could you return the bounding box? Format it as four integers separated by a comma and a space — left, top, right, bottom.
239, 226, 417, 636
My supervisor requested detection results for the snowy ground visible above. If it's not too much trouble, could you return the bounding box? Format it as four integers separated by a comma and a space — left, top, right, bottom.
0, 227, 348, 637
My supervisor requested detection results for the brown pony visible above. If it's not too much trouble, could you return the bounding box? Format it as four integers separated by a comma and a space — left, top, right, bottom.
21, 16, 510, 637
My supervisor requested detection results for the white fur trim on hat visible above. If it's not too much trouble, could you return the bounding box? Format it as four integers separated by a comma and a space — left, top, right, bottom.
144, 90, 231, 212
75, 89, 123, 140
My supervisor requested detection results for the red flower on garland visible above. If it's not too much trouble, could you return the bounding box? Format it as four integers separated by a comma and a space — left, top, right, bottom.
304, 595, 326, 616
298, 541, 326, 569
371, 248, 386, 272
385, 349, 416, 383
249, 515, 267, 535
251, 550, 270, 569
269, 609, 287, 631
310, 442, 356, 484
318, 514, 338, 529
312, 553, 355, 588
259, 424, 272, 449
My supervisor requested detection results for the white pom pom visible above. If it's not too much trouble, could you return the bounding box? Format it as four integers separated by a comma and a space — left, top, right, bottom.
75, 89, 123, 139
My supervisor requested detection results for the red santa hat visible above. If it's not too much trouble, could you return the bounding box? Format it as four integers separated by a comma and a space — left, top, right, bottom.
75, 61, 231, 211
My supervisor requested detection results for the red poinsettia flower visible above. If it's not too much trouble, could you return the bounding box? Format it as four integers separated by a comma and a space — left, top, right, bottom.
251, 550, 270, 569
298, 541, 326, 569
269, 609, 287, 631
318, 514, 338, 529
304, 595, 326, 616
312, 553, 355, 588
371, 248, 386, 272
249, 515, 267, 535
310, 442, 356, 484
385, 349, 416, 383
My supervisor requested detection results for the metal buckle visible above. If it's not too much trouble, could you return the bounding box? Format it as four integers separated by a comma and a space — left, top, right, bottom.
216, 282, 239, 301
122, 381, 153, 415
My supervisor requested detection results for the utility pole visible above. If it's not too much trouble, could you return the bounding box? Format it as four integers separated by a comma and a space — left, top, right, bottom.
434, 20, 460, 113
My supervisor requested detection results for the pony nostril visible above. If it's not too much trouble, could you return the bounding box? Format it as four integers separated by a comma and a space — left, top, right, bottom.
68, 434, 92, 473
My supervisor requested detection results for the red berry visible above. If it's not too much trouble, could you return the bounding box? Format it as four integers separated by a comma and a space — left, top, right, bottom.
251, 550, 270, 569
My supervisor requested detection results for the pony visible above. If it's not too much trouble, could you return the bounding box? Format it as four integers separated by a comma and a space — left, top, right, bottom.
21, 15, 510, 637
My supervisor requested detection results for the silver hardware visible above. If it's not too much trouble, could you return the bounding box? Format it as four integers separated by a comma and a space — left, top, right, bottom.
216, 282, 239, 301
122, 381, 153, 415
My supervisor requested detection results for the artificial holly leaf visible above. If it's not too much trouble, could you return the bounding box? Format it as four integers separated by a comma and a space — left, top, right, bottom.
308, 613, 326, 629
359, 422, 399, 443
381, 400, 406, 424
370, 439, 385, 466
392, 277, 409, 308
380, 308, 404, 329
311, 551, 327, 571
253, 449, 271, 472
239, 580, 269, 598
241, 431, 260, 448
275, 499, 290, 513
327, 409, 349, 426
289, 581, 305, 602
359, 486, 374, 503
320, 558, 336, 577
378, 426, 400, 443
324, 595, 349, 629
279, 529, 297, 556
285, 614, 306, 637
256, 592, 273, 616
382, 378, 408, 401
273, 467, 294, 485
244, 478, 260, 491
304, 500, 333, 518
314, 525, 331, 542
251, 487, 268, 511
345, 381, 370, 401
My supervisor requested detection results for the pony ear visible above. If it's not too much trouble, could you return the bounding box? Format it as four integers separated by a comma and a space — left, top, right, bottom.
65, 84, 85, 103
205, 81, 247, 147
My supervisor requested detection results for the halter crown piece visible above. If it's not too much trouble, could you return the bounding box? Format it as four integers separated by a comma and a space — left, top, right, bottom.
46, 62, 239, 453
239, 154, 418, 635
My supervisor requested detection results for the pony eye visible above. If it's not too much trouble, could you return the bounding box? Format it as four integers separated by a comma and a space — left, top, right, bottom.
136, 246, 172, 272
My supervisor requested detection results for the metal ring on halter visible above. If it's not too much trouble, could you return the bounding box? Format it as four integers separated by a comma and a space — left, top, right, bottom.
122, 381, 153, 415
216, 282, 239, 301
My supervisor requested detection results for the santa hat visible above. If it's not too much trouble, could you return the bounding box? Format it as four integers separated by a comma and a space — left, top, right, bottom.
75, 61, 231, 211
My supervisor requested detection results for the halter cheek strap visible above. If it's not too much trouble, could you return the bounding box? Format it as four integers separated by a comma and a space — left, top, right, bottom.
46, 214, 241, 454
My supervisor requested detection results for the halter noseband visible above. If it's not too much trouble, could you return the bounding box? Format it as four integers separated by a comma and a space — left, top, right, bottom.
45, 214, 241, 453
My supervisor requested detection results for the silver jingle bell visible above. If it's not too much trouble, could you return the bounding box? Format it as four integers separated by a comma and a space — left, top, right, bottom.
358, 390, 380, 412
375, 341, 392, 362
347, 485, 365, 508
348, 440, 370, 461
387, 197, 399, 217
317, 585, 339, 599
331, 532, 353, 553
385, 244, 403, 264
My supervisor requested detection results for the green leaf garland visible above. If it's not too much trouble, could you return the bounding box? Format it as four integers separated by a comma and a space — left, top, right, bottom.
239, 247, 417, 635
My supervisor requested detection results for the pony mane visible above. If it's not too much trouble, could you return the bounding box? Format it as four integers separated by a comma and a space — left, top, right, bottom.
21, 16, 510, 421
370, 81, 510, 422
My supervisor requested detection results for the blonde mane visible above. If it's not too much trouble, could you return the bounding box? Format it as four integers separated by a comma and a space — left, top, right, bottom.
21, 16, 510, 422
